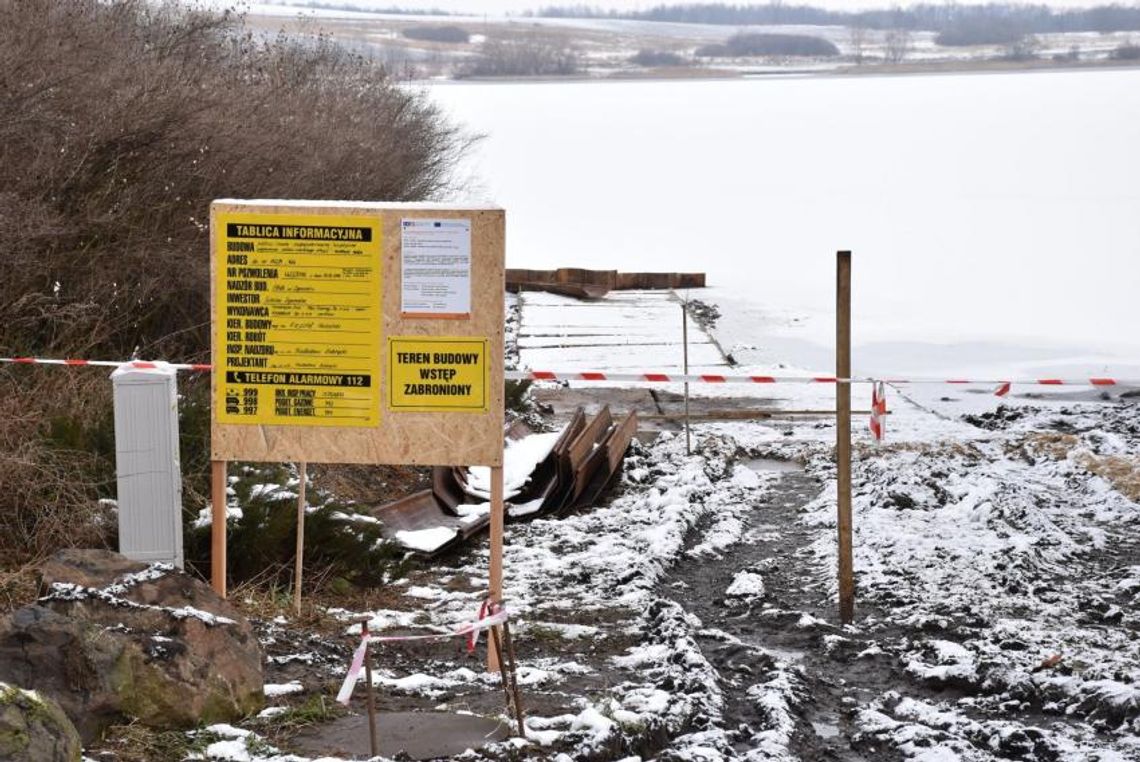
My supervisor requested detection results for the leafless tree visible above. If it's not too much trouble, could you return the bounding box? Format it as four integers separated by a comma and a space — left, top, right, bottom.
849, 25, 869, 64
884, 27, 913, 63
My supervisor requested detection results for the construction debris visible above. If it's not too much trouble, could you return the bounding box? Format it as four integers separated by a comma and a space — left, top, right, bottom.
372, 407, 638, 556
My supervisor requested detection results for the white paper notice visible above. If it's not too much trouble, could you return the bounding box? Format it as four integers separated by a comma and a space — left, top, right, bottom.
401, 218, 472, 317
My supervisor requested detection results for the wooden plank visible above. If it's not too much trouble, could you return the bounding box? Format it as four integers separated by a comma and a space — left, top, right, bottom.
566, 406, 612, 472
569, 411, 638, 511
605, 412, 638, 474
545, 408, 587, 513
570, 444, 610, 506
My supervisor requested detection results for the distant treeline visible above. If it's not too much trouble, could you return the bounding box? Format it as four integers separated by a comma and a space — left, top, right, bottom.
696, 32, 839, 57
534, 3, 1140, 35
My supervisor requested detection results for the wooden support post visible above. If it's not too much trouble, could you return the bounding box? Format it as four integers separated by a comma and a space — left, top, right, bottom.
361, 621, 379, 759
836, 250, 855, 624
294, 461, 307, 616
489, 625, 515, 726
682, 299, 691, 455
501, 619, 526, 738
210, 460, 227, 598
488, 463, 504, 672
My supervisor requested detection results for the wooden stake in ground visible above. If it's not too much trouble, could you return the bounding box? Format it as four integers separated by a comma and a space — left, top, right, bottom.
500, 618, 526, 738
210, 460, 227, 598
487, 609, 526, 738
682, 299, 692, 455
361, 620, 379, 758
488, 463, 505, 672
836, 250, 855, 624
294, 461, 307, 616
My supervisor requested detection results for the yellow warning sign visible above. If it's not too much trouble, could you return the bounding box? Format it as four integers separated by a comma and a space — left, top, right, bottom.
388, 337, 489, 412
215, 212, 382, 427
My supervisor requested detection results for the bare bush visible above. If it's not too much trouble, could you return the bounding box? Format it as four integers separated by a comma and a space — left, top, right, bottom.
884, 27, 913, 63
402, 25, 470, 43
697, 32, 840, 58
630, 49, 686, 67
0, 0, 467, 572
1111, 42, 1140, 60
464, 36, 578, 77
0, 371, 115, 568
935, 17, 1026, 47
0, 0, 465, 362
849, 25, 869, 64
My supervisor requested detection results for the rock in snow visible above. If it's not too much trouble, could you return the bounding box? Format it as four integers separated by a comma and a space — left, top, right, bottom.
0, 681, 82, 762
0, 549, 263, 742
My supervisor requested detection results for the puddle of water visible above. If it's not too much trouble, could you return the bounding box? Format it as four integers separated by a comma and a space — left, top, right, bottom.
811, 720, 841, 738
746, 458, 803, 473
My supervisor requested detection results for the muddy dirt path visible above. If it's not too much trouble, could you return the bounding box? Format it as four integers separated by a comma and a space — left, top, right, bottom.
659, 461, 905, 761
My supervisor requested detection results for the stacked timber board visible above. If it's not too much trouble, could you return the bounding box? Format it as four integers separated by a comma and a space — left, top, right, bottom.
506, 268, 705, 299
371, 407, 638, 556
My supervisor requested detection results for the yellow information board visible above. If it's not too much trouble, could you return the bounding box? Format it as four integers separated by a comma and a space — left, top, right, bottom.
389, 337, 489, 412
214, 212, 382, 427
211, 201, 504, 466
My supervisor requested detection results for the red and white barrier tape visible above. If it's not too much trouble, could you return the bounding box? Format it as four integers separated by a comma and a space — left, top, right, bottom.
510, 370, 1135, 388
0, 357, 211, 371
869, 381, 887, 443
335, 602, 510, 705
3, 357, 1136, 393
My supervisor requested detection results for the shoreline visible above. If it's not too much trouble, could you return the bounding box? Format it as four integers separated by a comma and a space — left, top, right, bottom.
424, 57, 1140, 85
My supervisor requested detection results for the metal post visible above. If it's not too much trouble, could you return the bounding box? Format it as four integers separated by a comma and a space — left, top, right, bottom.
836, 251, 855, 624
294, 461, 307, 616
210, 460, 227, 598
682, 300, 691, 455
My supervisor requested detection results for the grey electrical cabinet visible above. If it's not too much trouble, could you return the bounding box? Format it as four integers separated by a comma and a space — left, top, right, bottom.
111, 363, 184, 568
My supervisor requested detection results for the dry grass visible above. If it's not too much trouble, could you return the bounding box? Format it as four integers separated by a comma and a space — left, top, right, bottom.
1076, 453, 1140, 502
0, 371, 115, 571
1005, 433, 1140, 501
0, 564, 39, 614
1014, 432, 1081, 461
228, 565, 414, 636
310, 464, 431, 507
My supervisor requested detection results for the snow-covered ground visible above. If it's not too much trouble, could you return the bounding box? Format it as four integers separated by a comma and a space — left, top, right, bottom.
179, 285, 1138, 762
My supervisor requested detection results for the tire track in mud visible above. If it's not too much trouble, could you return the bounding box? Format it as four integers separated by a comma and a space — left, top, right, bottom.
659, 462, 906, 761
653, 411, 1140, 761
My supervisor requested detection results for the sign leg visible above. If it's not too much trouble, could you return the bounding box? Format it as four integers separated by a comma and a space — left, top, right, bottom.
210, 460, 227, 598
294, 461, 307, 616
488, 464, 504, 672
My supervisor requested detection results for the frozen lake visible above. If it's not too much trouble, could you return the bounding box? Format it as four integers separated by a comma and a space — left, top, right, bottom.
428, 70, 1140, 378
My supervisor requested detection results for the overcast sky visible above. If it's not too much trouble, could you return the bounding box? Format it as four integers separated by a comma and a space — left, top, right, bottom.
220, 0, 1140, 19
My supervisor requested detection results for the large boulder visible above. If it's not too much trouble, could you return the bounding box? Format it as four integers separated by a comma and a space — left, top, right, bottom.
0, 549, 263, 742
0, 681, 82, 761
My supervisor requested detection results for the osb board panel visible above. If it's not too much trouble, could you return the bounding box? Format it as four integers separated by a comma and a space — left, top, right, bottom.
210, 201, 504, 466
